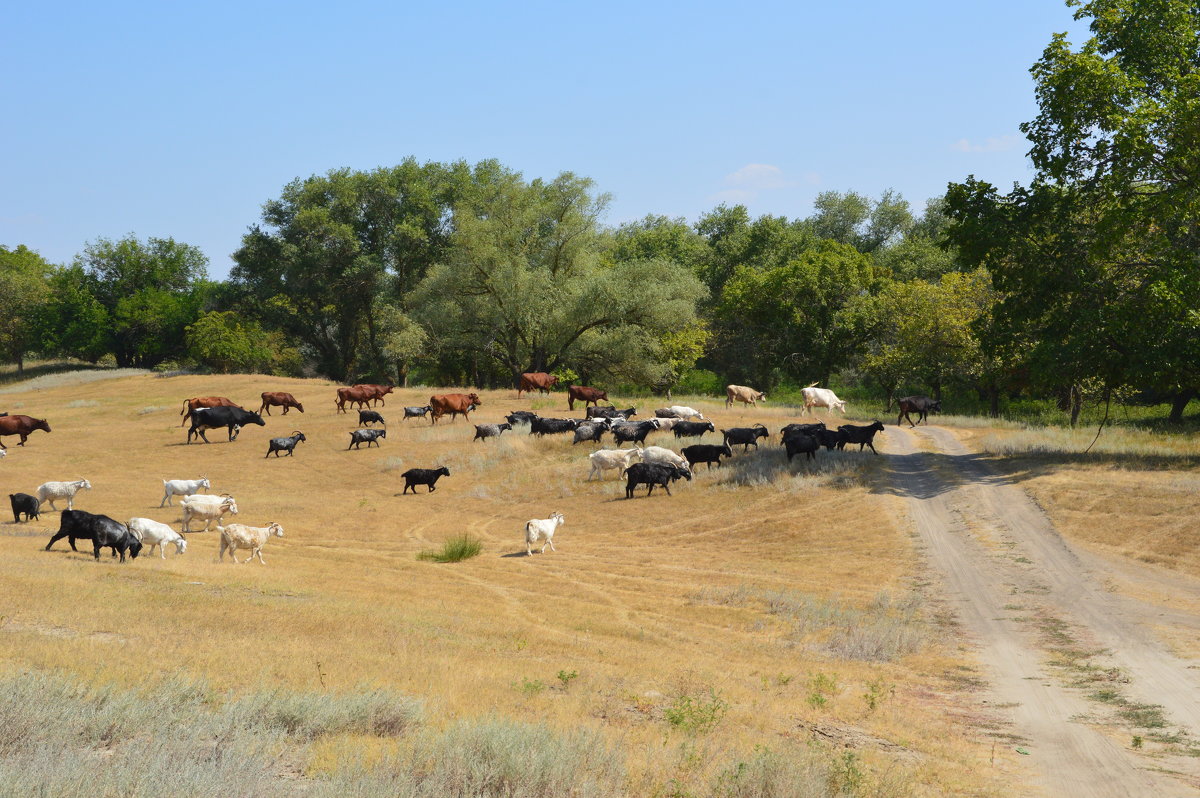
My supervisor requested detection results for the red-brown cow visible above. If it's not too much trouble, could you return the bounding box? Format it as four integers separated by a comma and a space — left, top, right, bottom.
0, 414, 51, 450
518, 372, 558, 397
354, 384, 394, 407
430, 393, 482, 424
258, 392, 304, 416
567, 385, 608, 411
180, 397, 242, 427
335, 386, 375, 414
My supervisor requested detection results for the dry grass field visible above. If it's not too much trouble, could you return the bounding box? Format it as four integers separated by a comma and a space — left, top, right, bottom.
0, 373, 1049, 796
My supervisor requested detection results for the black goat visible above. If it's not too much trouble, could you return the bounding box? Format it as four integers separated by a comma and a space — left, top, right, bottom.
265, 431, 307, 457
612, 420, 659, 446
586, 406, 636, 420
531, 417, 580, 436
402, 405, 433, 421
837, 421, 886, 454
348, 428, 387, 449
572, 422, 607, 445
623, 462, 692, 498
473, 423, 512, 442
358, 409, 386, 426
672, 420, 715, 439
722, 424, 769, 451
45, 509, 142, 562
10, 492, 40, 523
785, 433, 820, 462
400, 466, 451, 494
505, 411, 539, 426
815, 428, 848, 451
780, 422, 825, 442
681, 443, 733, 470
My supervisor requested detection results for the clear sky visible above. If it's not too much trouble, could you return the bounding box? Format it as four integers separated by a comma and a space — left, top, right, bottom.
3, 1, 1088, 278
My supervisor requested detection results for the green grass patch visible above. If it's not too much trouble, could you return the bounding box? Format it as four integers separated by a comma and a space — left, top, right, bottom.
416, 533, 483, 563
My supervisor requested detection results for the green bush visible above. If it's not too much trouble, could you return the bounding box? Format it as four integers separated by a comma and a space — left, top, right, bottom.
416, 534, 483, 563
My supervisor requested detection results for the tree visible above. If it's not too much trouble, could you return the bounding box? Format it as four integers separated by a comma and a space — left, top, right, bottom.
809, 189, 913, 253
37, 265, 110, 362
948, 0, 1200, 421
185, 311, 301, 375
0, 245, 53, 373
410, 171, 707, 386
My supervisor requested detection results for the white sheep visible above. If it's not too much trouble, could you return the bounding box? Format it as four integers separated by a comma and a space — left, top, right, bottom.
525, 512, 564, 556
127, 517, 188, 558
181, 494, 238, 533
218, 522, 283, 564
668, 405, 705, 420
160, 477, 211, 507
35, 479, 92, 511
587, 447, 643, 480
639, 445, 691, 473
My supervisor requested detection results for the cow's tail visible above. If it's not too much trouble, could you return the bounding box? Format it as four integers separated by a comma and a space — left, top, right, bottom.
180, 399, 190, 416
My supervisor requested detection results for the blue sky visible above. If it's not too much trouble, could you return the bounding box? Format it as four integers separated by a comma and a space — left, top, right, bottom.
2, 1, 1088, 278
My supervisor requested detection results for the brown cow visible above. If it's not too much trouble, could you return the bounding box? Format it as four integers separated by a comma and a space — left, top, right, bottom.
258, 392, 304, 416
180, 397, 242, 427
430, 393, 481, 424
353, 384, 394, 407
335, 386, 375, 414
567, 385, 607, 411
0, 415, 51, 449
518, 372, 558, 397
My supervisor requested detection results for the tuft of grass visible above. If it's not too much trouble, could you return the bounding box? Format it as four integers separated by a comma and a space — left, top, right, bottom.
664, 689, 728, 734
416, 534, 483, 563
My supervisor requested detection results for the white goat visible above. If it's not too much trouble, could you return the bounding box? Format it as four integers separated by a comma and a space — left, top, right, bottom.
639, 445, 691, 473
36, 479, 92, 511
668, 405, 705, 420
218, 522, 283, 564
525, 512, 564, 556
160, 477, 211, 507
181, 494, 238, 533
127, 517, 188, 558
652, 417, 681, 432
587, 447, 643, 480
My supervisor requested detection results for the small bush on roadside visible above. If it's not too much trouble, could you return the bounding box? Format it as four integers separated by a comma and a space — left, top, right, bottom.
416, 534, 482, 563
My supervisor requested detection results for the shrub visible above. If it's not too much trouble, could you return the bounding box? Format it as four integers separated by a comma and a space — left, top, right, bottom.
416, 534, 482, 563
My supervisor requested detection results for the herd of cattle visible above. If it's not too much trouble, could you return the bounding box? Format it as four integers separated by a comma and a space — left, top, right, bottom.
2, 376, 943, 562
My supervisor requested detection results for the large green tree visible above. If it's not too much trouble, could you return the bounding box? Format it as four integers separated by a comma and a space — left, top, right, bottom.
0, 245, 53, 373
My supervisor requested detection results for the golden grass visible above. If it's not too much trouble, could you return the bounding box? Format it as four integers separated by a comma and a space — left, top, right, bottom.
0, 374, 1015, 795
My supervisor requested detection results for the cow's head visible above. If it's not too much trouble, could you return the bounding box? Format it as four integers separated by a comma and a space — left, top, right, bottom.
33, 419, 51, 433
467, 393, 481, 404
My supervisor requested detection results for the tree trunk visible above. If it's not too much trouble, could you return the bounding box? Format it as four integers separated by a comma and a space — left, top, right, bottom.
1069, 384, 1083, 427
1169, 387, 1196, 423
16, 352, 23, 375
988, 382, 1000, 418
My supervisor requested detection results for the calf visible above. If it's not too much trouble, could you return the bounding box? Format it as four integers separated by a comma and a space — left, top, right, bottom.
9, 493, 40, 523
401, 467, 451, 494
897, 395, 941, 427
473, 423, 512, 442
258, 391, 304, 416
348, 428, 387, 449
358, 409, 386, 426
837, 421, 886, 454
402, 405, 432, 422
524, 512, 565, 556
265, 431, 307, 457
681, 443, 734, 470
722, 424, 769, 451
623, 462, 691, 498
672, 420, 715, 440
785, 433, 820, 462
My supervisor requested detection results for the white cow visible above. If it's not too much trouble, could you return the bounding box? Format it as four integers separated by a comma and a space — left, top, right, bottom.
160, 477, 211, 507
36, 479, 92, 511
525, 512, 564, 556
181, 494, 238, 533
801, 386, 847, 416
587, 447, 643, 480
127, 517, 188, 558
218, 522, 283, 564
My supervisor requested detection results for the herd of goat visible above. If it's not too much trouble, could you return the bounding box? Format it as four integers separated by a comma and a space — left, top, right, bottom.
4, 382, 938, 564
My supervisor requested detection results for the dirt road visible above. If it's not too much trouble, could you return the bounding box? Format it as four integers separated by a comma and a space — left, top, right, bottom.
886, 425, 1200, 796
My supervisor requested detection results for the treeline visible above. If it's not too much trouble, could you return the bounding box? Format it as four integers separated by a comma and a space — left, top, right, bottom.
2, 0, 1198, 421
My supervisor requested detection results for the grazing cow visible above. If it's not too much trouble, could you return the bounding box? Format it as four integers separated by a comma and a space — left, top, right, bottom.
785, 433, 820, 462
473, 423, 512, 442
258, 392, 304, 416
127, 517, 187, 558
801, 385, 847, 416
218, 522, 284, 564
45, 510, 142, 562
358, 409, 386, 426
429, 393, 481, 424
586, 406, 636, 420
587, 447, 643, 480
567, 385, 608, 411
355, 384, 394, 407
725, 385, 766, 409
348, 428, 387, 449
187, 406, 266, 443
623, 462, 691, 498
265, 431, 306, 457
401, 467, 451, 494
160, 477, 210, 507
530, 417, 581, 436
181, 494, 238, 533
681, 443, 734, 470
524, 512, 565, 556
0, 415, 51, 449
36, 479, 92, 511
897, 395, 942, 427
179, 397, 241, 427
611, 420, 660, 446
722, 424, 770, 451
838, 421, 886, 454
335, 386, 375, 414
518, 372, 559, 397
672, 420, 715, 440
402, 405, 433, 422
10, 493, 40, 523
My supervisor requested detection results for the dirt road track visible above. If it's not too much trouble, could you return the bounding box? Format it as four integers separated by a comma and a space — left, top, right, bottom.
886, 425, 1200, 797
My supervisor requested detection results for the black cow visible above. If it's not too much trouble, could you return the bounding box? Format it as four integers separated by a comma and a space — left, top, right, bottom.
611, 420, 659, 446
400, 466, 451, 494
785, 433, 820, 462
838, 421, 886, 454
624, 462, 692, 498
358, 410, 386, 426
45, 509, 142, 562
897, 395, 942, 427
530, 417, 580, 436
722, 424, 769, 451
186, 406, 266, 443
681, 443, 733, 470
349, 428, 387, 449
10, 492, 40, 523
673, 420, 715, 440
